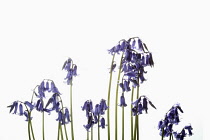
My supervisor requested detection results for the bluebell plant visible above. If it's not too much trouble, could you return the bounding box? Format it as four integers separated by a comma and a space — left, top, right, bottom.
62, 58, 77, 140
82, 99, 108, 140
7, 37, 195, 140
107, 37, 154, 140
8, 100, 35, 140
158, 104, 193, 140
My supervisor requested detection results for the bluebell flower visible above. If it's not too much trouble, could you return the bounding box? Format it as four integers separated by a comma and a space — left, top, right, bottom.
35, 99, 44, 112
94, 104, 101, 116
24, 101, 34, 111
56, 109, 70, 125
100, 117, 106, 129
82, 100, 93, 117
83, 112, 94, 131
63, 58, 78, 85
184, 125, 193, 136
24, 111, 33, 121
8, 101, 34, 121
132, 96, 156, 115
8, 101, 18, 114
50, 82, 60, 94
119, 94, 127, 107
19, 104, 24, 116
99, 99, 108, 115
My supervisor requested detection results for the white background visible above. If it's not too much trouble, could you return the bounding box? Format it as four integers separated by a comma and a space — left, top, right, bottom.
0, 1, 209, 140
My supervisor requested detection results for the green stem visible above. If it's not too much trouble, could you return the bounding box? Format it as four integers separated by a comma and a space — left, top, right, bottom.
87, 130, 89, 140
29, 115, 36, 140
57, 122, 60, 140
28, 111, 31, 140
70, 81, 74, 140
115, 54, 123, 140
161, 128, 164, 140
98, 115, 100, 140
136, 85, 139, 140
42, 111, 45, 140
169, 133, 172, 140
91, 127, 93, 140
107, 53, 115, 140
60, 124, 64, 140
134, 85, 140, 140
122, 106, 124, 140
131, 87, 134, 140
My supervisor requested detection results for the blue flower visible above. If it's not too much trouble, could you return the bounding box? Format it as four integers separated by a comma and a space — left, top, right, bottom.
24, 111, 32, 121
83, 113, 94, 131
63, 58, 78, 85
119, 94, 127, 107
132, 96, 156, 115
8, 101, 18, 114
19, 104, 24, 116
24, 101, 34, 111
184, 125, 193, 136
56, 109, 70, 125
82, 100, 93, 117
100, 117, 106, 129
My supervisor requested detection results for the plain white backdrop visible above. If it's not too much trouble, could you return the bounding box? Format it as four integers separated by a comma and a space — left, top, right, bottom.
0, 1, 209, 140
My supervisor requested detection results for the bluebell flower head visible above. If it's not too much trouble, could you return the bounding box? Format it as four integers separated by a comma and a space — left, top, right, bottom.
94, 104, 101, 116
56, 109, 70, 125
100, 117, 106, 129
184, 125, 193, 136
19, 104, 24, 116
132, 96, 156, 115
119, 94, 127, 107
24, 111, 32, 121
82, 100, 93, 117
99, 99, 108, 115
35, 99, 45, 112
24, 101, 34, 111
63, 58, 78, 85
8, 101, 18, 114
83, 113, 95, 131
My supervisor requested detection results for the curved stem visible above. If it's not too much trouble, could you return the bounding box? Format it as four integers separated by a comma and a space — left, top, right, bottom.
28, 111, 31, 140
107, 53, 115, 140
70, 80, 74, 140
131, 87, 134, 140
115, 53, 124, 140
29, 113, 36, 140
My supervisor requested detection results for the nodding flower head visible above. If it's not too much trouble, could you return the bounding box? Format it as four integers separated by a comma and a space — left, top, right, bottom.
100, 117, 106, 129
56, 108, 70, 125
82, 100, 93, 117
62, 58, 78, 85
35, 80, 61, 98
132, 96, 156, 116
119, 94, 127, 107
173, 126, 193, 140
99, 99, 108, 114
8, 101, 35, 121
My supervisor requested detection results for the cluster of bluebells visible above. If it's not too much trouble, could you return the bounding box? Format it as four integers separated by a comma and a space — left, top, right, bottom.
8, 79, 70, 125
82, 99, 108, 131
158, 104, 193, 139
132, 95, 156, 116
62, 58, 77, 85
173, 125, 193, 140
109, 37, 154, 88
35, 80, 60, 99
8, 101, 34, 121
